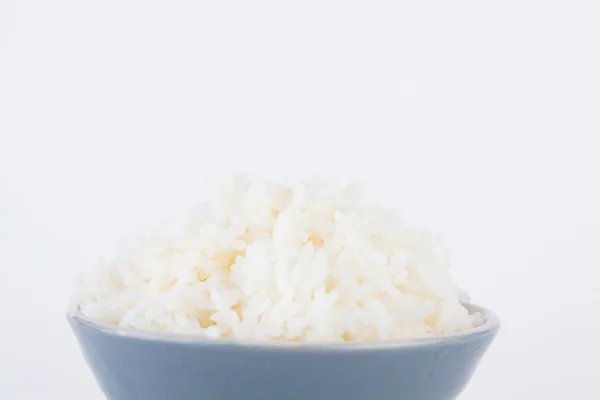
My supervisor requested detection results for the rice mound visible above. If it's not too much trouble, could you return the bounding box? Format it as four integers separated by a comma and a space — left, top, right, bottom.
73, 175, 483, 342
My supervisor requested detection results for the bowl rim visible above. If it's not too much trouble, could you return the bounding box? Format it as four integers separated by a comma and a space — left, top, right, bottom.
67, 303, 499, 351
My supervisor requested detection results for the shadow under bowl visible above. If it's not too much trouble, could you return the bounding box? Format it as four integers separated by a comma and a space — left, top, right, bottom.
68, 304, 499, 400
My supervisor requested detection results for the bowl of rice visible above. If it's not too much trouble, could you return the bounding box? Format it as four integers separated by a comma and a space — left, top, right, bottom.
68, 174, 500, 400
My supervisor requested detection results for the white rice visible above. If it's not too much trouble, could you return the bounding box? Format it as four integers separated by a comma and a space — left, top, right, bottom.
72, 174, 482, 342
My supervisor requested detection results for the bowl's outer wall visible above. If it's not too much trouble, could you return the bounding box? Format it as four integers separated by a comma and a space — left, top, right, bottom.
69, 318, 498, 400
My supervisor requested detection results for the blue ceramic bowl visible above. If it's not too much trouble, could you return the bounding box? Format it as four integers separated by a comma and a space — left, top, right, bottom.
68, 304, 499, 400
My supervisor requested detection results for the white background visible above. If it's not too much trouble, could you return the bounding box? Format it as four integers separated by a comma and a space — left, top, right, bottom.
1, 1, 599, 399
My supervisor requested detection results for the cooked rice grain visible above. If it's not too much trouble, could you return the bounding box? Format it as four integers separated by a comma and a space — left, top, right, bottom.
73, 175, 482, 341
